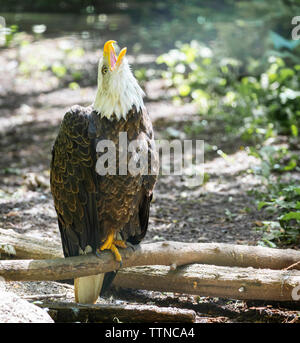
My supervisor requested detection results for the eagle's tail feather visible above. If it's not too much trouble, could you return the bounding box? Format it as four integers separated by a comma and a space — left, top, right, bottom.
100, 271, 118, 296
74, 273, 104, 304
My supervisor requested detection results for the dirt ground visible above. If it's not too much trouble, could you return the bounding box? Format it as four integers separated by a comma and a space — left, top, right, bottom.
0, 37, 299, 323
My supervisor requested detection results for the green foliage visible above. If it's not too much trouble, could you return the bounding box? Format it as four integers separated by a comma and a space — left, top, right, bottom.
249, 146, 299, 177
157, 39, 300, 142
2, 24, 19, 47
16, 40, 86, 87
249, 145, 300, 247
253, 182, 300, 247
157, 41, 240, 116
68, 81, 80, 90
158, 27, 300, 248
51, 63, 67, 78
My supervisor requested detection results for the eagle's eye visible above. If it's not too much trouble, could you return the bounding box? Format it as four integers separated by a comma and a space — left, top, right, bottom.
102, 66, 108, 75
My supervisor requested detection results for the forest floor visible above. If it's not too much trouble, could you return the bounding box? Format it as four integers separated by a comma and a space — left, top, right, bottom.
0, 37, 299, 323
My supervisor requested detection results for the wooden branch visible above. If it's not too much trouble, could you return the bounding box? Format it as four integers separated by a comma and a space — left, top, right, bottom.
1, 229, 300, 301
22, 293, 67, 300
114, 265, 300, 301
0, 228, 63, 259
1, 227, 300, 270
284, 260, 300, 271
1, 240, 300, 282
37, 302, 196, 323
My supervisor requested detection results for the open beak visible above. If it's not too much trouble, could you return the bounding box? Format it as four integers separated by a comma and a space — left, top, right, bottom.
103, 40, 127, 71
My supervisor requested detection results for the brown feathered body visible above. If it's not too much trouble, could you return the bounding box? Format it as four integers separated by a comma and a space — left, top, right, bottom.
50, 104, 158, 300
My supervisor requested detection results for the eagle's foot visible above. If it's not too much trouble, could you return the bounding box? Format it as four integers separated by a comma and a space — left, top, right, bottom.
98, 232, 127, 264
110, 243, 122, 263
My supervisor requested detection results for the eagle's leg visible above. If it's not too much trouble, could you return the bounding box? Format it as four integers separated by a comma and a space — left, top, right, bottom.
98, 231, 127, 263
100, 231, 114, 251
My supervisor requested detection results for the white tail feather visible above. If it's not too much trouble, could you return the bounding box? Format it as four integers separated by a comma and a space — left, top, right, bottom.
74, 274, 104, 304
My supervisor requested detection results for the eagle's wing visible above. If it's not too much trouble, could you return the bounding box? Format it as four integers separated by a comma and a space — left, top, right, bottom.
50, 105, 101, 257
122, 107, 159, 245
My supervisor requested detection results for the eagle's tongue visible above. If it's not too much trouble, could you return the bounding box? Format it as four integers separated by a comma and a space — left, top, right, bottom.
110, 50, 117, 69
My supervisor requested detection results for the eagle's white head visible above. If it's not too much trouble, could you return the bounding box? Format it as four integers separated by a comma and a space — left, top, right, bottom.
93, 40, 145, 120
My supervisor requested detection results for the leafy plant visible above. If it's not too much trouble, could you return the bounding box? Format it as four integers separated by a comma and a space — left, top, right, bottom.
249, 145, 299, 178
253, 183, 300, 247
248, 143, 300, 247
3, 24, 19, 47
158, 34, 300, 248
157, 40, 300, 143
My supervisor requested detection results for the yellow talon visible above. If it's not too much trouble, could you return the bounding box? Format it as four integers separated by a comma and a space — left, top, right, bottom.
100, 232, 114, 251
114, 240, 127, 249
111, 244, 122, 262
99, 232, 127, 263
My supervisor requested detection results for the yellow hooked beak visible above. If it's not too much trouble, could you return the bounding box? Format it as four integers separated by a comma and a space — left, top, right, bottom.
103, 40, 127, 71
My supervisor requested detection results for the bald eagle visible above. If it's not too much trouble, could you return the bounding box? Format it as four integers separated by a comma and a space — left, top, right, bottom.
50, 40, 158, 304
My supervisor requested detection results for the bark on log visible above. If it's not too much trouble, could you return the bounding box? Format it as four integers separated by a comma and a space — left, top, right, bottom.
0, 228, 63, 259
1, 240, 300, 282
1, 228, 300, 271
1, 230, 300, 301
37, 302, 196, 323
114, 265, 300, 301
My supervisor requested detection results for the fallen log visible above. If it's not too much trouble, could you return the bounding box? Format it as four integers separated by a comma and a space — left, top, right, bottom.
0, 228, 62, 259
37, 302, 196, 323
114, 265, 300, 301
1, 240, 300, 282
1, 228, 300, 271
1, 230, 300, 301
